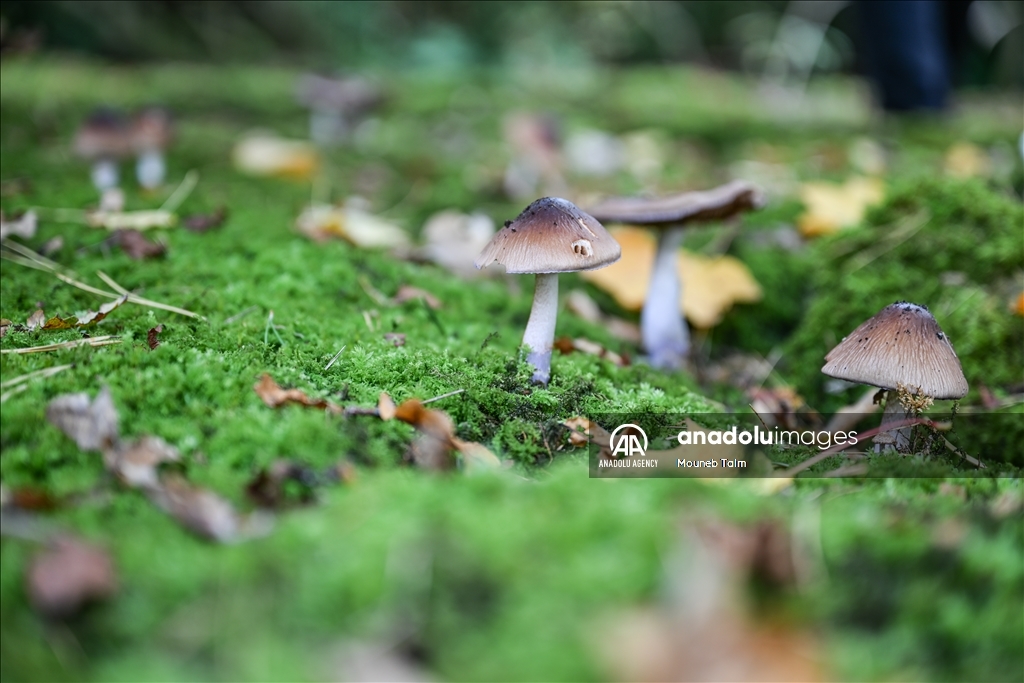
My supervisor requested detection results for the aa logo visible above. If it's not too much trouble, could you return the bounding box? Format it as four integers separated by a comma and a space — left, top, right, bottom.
609, 424, 648, 457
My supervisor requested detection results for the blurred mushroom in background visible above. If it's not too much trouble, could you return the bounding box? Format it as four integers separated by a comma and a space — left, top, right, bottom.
73, 108, 133, 194
131, 106, 174, 191
296, 73, 383, 146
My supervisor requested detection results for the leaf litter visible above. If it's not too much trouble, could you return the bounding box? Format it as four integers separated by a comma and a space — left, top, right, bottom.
26, 535, 118, 618
46, 386, 267, 543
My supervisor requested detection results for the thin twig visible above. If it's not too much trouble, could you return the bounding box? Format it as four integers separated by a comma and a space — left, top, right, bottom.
96, 271, 205, 320
224, 305, 259, 325
0, 363, 74, 389
357, 275, 390, 306
324, 345, 346, 370
95, 270, 130, 295
421, 388, 466, 405
1, 336, 121, 355
159, 170, 199, 213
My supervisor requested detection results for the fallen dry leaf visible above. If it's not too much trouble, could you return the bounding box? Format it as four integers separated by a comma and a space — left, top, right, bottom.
295, 202, 409, 248
41, 294, 130, 330
393, 285, 441, 309
797, 176, 884, 237
944, 142, 990, 178
565, 289, 641, 343
109, 435, 180, 489
553, 337, 628, 367
147, 324, 164, 349
383, 332, 406, 347
582, 228, 762, 328
26, 309, 46, 331
394, 398, 500, 472
232, 133, 319, 179
115, 229, 166, 259
0, 209, 37, 240
1012, 292, 1024, 317
27, 536, 118, 618
253, 374, 341, 414
147, 475, 255, 543
0, 318, 10, 337
46, 385, 119, 452
561, 416, 612, 453
417, 210, 496, 278
596, 519, 824, 683
182, 206, 228, 233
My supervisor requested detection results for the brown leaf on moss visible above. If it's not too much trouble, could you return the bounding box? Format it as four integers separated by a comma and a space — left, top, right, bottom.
109, 435, 181, 489
27, 536, 118, 617
596, 519, 823, 683
115, 229, 166, 260
147, 324, 164, 349
182, 206, 228, 233
147, 474, 261, 543
394, 398, 499, 472
41, 294, 130, 330
26, 309, 45, 331
0, 318, 11, 337
10, 487, 60, 511
553, 337, 628, 367
393, 285, 442, 309
253, 374, 341, 414
46, 385, 120, 452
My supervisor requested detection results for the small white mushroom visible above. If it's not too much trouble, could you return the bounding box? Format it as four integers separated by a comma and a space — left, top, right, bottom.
822, 301, 968, 453
131, 107, 173, 190
295, 74, 382, 147
475, 197, 621, 385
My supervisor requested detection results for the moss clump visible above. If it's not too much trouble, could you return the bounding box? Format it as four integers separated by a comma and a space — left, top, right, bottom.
786, 177, 1024, 414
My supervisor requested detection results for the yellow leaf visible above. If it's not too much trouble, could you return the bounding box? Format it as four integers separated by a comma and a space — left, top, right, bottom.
581, 227, 762, 328
797, 176, 884, 237
295, 203, 409, 248
232, 134, 319, 179
944, 142, 990, 179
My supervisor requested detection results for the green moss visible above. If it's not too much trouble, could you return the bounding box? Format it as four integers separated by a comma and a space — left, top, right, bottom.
786, 177, 1024, 413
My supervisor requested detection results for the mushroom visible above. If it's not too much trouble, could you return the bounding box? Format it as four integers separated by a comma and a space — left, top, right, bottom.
73, 109, 133, 192
295, 74, 382, 146
586, 180, 765, 369
821, 301, 968, 453
131, 106, 173, 190
475, 197, 621, 385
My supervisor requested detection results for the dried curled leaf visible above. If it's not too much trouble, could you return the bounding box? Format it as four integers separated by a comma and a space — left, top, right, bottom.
553, 337, 628, 367
26, 309, 46, 331
41, 294, 130, 330
147, 324, 164, 350
109, 435, 180, 489
394, 398, 499, 472
232, 133, 319, 179
378, 392, 397, 421
253, 374, 340, 414
147, 475, 255, 543
182, 206, 228, 232
27, 536, 118, 617
295, 202, 409, 248
115, 229, 166, 260
46, 385, 119, 452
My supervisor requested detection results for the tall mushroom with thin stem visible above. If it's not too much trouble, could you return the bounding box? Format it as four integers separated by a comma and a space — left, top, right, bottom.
586, 180, 765, 369
73, 109, 133, 193
131, 106, 174, 190
822, 301, 968, 453
295, 74, 382, 147
475, 197, 621, 386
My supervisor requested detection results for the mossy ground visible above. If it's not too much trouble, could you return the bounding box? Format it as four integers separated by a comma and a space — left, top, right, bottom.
1, 59, 1022, 681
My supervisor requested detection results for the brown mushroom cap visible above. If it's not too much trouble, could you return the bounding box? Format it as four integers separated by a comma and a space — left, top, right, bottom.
73, 109, 133, 160
474, 197, 621, 274
131, 106, 174, 152
822, 302, 968, 399
586, 180, 765, 226
295, 74, 383, 115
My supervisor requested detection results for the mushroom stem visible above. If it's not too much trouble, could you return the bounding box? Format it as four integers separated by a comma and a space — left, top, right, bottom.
522, 272, 559, 386
641, 226, 688, 369
91, 159, 119, 192
875, 390, 913, 453
136, 150, 166, 190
